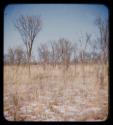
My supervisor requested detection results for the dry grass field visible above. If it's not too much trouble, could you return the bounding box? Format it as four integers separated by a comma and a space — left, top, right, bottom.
4, 64, 108, 121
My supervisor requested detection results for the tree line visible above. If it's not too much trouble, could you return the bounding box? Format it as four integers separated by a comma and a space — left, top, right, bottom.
4, 15, 108, 71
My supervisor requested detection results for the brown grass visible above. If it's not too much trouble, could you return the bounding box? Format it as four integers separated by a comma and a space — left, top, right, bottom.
4, 64, 108, 121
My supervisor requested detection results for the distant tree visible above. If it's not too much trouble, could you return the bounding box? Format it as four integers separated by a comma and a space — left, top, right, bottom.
6, 46, 27, 65
38, 43, 50, 70
7, 48, 15, 64
57, 38, 73, 70
4, 53, 10, 64
49, 40, 61, 67
89, 39, 99, 64
49, 41, 56, 68
95, 17, 108, 88
79, 33, 91, 64
15, 46, 25, 64
79, 33, 91, 84
95, 17, 108, 64
72, 42, 78, 73
15, 15, 42, 76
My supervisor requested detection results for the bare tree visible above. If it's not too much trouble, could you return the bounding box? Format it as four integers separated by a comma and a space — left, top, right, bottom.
49, 40, 61, 68
57, 38, 73, 70
95, 17, 108, 64
95, 17, 108, 88
38, 43, 50, 70
54, 41, 62, 66
49, 41, 56, 68
79, 33, 91, 84
5, 46, 27, 65
15, 46, 25, 65
15, 15, 42, 76
72, 42, 78, 74
4, 53, 9, 65
7, 48, 15, 64
79, 33, 91, 63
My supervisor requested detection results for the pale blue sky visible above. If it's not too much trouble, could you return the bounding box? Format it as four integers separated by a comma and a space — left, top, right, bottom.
4, 4, 108, 57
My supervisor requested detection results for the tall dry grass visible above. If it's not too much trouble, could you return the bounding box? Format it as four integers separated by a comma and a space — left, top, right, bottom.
4, 64, 108, 121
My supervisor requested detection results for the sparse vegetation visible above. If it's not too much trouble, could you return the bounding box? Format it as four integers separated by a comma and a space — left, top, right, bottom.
4, 5, 109, 121
4, 64, 108, 121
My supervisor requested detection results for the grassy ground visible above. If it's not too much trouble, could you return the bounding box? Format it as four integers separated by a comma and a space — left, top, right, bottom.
4, 64, 108, 121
